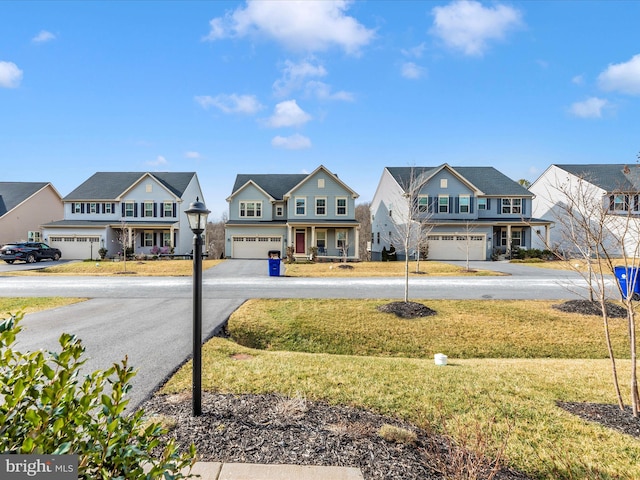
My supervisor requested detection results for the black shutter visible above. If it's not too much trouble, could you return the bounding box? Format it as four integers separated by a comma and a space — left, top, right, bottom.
428, 196, 434, 213
100, 203, 104, 214
449, 196, 453, 213
496, 198, 501, 214
609, 195, 614, 211
140, 233, 144, 247
134, 203, 138, 217
454, 197, 459, 214
487, 198, 491, 210
160, 202, 164, 217
121, 203, 125, 217
635, 195, 639, 211
470, 197, 474, 214
153, 203, 157, 217
112, 203, 116, 214
173, 203, 177, 217
81, 203, 85, 214
71, 202, 75, 213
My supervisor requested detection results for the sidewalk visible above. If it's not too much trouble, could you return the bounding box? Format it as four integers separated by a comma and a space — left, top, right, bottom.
187, 462, 364, 480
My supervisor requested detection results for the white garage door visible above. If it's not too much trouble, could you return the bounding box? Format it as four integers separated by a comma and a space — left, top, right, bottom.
49, 236, 101, 260
427, 234, 486, 261
232, 236, 282, 259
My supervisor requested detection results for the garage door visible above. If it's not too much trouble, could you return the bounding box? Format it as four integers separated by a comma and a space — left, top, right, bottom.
232, 236, 282, 259
49, 236, 101, 260
427, 234, 486, 261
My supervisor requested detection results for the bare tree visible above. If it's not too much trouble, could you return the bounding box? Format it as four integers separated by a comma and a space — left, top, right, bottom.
385, 167, 435, 302
355, 202, 371, 261
114, 220, 138, 273
458, 221, 479, 273
534, 174, 640, 416
206, 213, 227, 260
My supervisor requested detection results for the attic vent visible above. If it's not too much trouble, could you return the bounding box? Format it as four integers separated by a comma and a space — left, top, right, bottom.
318, 179, 325, 188
146, 184, 152, 193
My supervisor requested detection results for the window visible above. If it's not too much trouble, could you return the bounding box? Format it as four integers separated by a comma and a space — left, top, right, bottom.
144, 202, 154, 217
162, 232, 171, 247
104, 203, 112, 214
377, 232, 380, 244
89, 203, 97, 214
336, 197, 347, 216
295, 197, 306, 215
276, 205, 283, 216
440, 179, 448, 188
240, 201, 262, 218
438, 195, 449, 213
336, 230, 348, 250
502, 198, 522, 214
418, 195, 429, 213
501, 230, 522, 246
73, 203, 81, 214
315, 197, 327, 216
163, 202, 173, 217
478, 198, 487, 210
28, 231, 41, 242
144, 232, 153, 247
613, 195, 627, 211
316, 230, 326, 250
125, 202, 135, 217
459, 195, 470, 213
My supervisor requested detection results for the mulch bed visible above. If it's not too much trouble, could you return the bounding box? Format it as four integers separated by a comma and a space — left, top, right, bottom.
142, 392, 531, 480
551, 299, 627, 318
376, 301, 437, 319
557, 401, 640, 438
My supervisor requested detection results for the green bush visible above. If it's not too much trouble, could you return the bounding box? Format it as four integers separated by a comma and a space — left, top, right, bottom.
0, 312, 196, 479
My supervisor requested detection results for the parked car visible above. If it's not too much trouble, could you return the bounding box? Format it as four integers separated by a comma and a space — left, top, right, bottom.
0, 242, 62, 264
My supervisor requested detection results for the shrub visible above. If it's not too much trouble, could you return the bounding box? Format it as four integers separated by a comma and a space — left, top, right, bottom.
0, 312, 196, 479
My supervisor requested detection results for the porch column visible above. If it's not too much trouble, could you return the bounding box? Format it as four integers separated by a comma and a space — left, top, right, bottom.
127, 227, 133, 248
170, 225, 175, 248
546, 226, 551, 247
506, 224, 512, 257
354, 226, 360, 259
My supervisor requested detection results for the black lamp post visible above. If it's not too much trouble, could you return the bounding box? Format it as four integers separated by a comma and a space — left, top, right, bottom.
185, 197, 210, 416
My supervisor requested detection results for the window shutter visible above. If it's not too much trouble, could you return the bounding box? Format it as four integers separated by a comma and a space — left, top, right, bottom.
522, 199, 527, 216
140, 233, 144, 247
428, 196, 434, 213
635, 195, 639, 211
454, 197, 459, 214
100, 203, 104, 214
496, 198, 501, 215
134, 203, 138, 217
470, 197, 474, 214
609, 195, 614, 211
487, 198, 491, 210
121, 203, 125, 217
153, 203, 157, 217
160, 203, 164, 217
112, 203, 116, 213
71, 202, 75, 213
81, 203, 85, 214
173, 203, 177, 217
449, 196, 453, 213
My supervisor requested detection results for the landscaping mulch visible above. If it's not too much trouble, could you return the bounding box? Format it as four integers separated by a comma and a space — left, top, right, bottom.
142, 392, 532, 480
557, 401, 640, 438
376, 301, 437, 319
551, 299, 627, 318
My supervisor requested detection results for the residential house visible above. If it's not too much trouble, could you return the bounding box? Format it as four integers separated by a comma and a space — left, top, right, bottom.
0, 182, 63, 246
370, 165, 552, 261
42, 172, 205, 260
225, 165, 360, 259
530, 163, 640, 256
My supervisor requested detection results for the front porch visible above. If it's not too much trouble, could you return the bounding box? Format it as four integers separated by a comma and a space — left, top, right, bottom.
286, 222, 360, 261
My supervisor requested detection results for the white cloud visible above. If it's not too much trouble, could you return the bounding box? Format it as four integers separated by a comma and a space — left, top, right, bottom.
569, 97, 609, 118
572, 74, 585, 86
204, 0, 375, 54
401, 62, 426, 80
273, 59, 327, 97
32, 30, 56, 43
185, 151, 201, 159
430, 0, 523, 56
401, 43, 426, 59
195, 94, 264, 114
147, 155, 169, 166
271, 133, 312, 150
304, 81, 354, 101
0, 61, 23, 88
598, 54, 640, 95
266, 100, 312, 128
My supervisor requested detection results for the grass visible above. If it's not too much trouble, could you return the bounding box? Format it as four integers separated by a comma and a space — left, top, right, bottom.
160, 298, 640, 480
5, 259, 223, 276
227, 299, 632, 359
0, 297, 85, 315
284, 260, 504, 277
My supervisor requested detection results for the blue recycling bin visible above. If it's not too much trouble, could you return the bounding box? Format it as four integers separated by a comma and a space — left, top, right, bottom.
268, 258, 281, 277
614, 266, 640, 299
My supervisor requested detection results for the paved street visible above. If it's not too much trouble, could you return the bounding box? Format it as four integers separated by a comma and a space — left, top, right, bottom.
0, 260, 619, 409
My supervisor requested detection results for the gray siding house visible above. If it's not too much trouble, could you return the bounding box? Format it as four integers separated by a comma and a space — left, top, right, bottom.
225, 165, 360, 259
0, 182, 64, 246
42, 172, 205, 259
371, 165, 552, 261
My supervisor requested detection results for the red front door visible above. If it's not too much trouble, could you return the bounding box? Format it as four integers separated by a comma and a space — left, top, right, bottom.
295, 232, 305, 254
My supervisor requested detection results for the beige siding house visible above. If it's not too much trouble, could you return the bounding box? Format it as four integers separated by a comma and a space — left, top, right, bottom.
0, 182, 64, 246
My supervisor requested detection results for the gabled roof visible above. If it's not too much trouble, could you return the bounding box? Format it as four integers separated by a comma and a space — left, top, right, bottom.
0, 182, 59, 217
230, 174, 308, 201
284, 165, 358, 199
64, 172, 196, 201
554, 164, 640, 192
386, 165, 531, 197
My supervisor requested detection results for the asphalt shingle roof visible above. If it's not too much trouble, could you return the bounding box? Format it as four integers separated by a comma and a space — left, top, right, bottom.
0, 182, 50, 216
64, 172, 196, 200
231, 174, 308, 200
386, 165, 531, 196
555, 164, 640, 192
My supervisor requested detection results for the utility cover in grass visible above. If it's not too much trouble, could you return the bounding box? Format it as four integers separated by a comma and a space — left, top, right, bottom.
377, 301, 437, 319
552, 300, 626, 318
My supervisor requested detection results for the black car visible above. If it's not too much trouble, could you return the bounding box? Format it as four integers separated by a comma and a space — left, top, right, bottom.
0, 242, 62, 264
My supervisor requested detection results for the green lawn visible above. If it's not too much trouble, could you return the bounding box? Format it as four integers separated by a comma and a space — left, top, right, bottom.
161, 298, 640, 480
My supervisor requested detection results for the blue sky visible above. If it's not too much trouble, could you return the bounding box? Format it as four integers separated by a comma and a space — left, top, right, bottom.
2, 1, 640, 219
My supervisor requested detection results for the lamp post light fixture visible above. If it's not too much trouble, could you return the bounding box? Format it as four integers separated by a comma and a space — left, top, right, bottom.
185, 197, 210, 416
